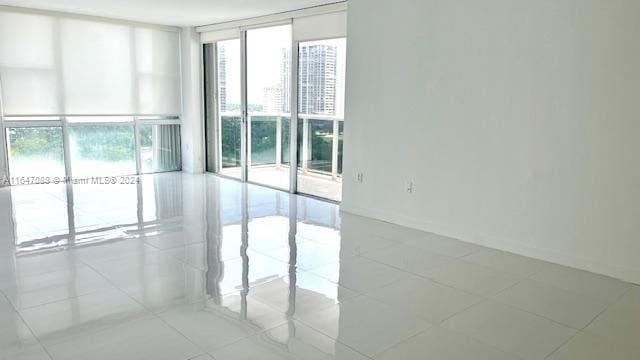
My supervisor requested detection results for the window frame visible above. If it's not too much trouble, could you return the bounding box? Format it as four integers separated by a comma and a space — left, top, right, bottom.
1, 115, 181, 182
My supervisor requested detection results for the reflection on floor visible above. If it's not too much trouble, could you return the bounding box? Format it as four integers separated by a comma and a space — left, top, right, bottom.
0, 173, 637, 360
220, 165, 342, 201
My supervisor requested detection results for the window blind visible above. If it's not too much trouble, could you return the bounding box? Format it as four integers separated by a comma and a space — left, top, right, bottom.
0, 9, 181, 116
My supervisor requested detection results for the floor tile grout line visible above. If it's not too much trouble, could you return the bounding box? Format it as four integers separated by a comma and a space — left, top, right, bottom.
459, 249, 549, 279
23, 320, 56, 360
291, 314, 386, 360
521, 265, 632, 305
478, 295, 586, 331
434, 294, 488, 325
2, 289, 56, 360
367, 326, 435, 358
12, 286, 113, 313
0, 287, 15, 310
165, 292, 316, 358
357, 251, 457, 279
206, 318, 376, 360
370, 327, 437, 358
542, 330, 580, 359
154, 310, 218, 356
487, 276, 624, 332
574, 284, 636, 336
73, 254, 157, 319
541, 295, 621, 360
429, 325, 527, 360
422, 252, 527, 280
291, 293, 435, 358
439, 297, 574, 360
485, 271, 533, 298
300, 255, 415, 294
416, 266, 524, 298
506, 276, 626, 305
358, 270, 487, 317
393, 237, 485, 259
28, 251, 199, 357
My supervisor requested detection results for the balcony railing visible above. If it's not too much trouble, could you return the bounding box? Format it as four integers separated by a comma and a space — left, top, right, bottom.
219, 112, 343, 180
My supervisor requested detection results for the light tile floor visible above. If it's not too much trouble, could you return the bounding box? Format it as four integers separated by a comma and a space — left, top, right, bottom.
0, 173, 637, 360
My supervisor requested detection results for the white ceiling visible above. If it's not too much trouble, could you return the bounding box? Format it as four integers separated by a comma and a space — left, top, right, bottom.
0, 0, 342, 26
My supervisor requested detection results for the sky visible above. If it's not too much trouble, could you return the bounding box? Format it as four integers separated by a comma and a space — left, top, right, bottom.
217, 25, 347, 116
219, 25, 291, 108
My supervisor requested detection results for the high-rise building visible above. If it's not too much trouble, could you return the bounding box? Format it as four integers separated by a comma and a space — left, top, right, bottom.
217, 45, 228, 112
262, 86, 284, 113
297, 44, 338, 115
280, 48, 291, 113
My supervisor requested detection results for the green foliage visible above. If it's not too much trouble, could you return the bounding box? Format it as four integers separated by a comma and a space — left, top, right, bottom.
70, 125, 134, 162
9, 128, 63, 159
221, 117, 241, 167
139, 125, 153, 148
251, 117, 277, 165
308, 120, 333, 172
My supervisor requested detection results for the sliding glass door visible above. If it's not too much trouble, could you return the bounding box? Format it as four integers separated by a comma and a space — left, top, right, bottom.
203, 24, 346, 202
204, 38, 242, 179
296, 38, 346, 202
246, 25, 292, 190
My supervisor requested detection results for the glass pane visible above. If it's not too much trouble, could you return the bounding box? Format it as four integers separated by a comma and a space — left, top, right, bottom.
139, 124, 181, 173
281, 118, 290, 165
296, 38, 346, 202
6, 127, 65, 178
307, 119, 333, 173
69, 125, 136, 177
216, 39, 242, 179
203, 43, 216, 172
250, 116, 277, 166
247, 25, 292, 190
298, 38, 346, 117
221, 116, 242, 169
218, 39, 241, 113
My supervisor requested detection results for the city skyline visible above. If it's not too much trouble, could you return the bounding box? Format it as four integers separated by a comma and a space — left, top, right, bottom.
217, 38, 345, 116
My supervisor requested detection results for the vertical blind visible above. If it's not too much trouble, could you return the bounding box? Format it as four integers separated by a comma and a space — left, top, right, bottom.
0, 10, 181, 116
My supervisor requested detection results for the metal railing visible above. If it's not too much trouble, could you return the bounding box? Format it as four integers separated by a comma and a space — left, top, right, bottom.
219, 112, 343, 180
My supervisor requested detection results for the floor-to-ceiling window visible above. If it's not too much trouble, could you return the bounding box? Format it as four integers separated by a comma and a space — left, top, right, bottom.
246, 25, 292, 191
201, 7, 347, 202
205, 38, 242, 179
296, 38, 346, 202
0, 9, 182, 184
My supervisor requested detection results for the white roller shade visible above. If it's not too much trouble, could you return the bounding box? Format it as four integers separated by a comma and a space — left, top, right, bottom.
61, 19, 133, 114
293, 11, 347, 41
200, 28, 240, 44
135, 28, 181, 114
0, 9, 181, 116
0, 11, 61, 115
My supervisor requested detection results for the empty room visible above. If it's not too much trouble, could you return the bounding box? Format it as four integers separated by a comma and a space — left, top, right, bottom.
0, 0, 638, 359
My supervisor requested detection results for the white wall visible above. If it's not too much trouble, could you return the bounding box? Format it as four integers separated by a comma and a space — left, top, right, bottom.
180, 27, 205, 174
0, 92, 6, 186
342, 0, 640, 284
0, 132, 6, 186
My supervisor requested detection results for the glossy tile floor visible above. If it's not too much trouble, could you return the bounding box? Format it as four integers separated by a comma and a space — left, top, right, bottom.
220, 166, 343, 202
0, 173, 638, 360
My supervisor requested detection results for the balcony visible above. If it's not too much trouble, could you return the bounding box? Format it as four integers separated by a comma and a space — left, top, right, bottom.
217, 113, 343, 201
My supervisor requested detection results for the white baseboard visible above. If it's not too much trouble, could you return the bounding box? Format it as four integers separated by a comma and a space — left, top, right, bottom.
341, 204, 640, 285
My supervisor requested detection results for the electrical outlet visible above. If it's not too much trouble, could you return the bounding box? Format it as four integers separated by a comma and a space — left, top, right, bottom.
405, 181, 414, 194
356, 172, 364, 183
